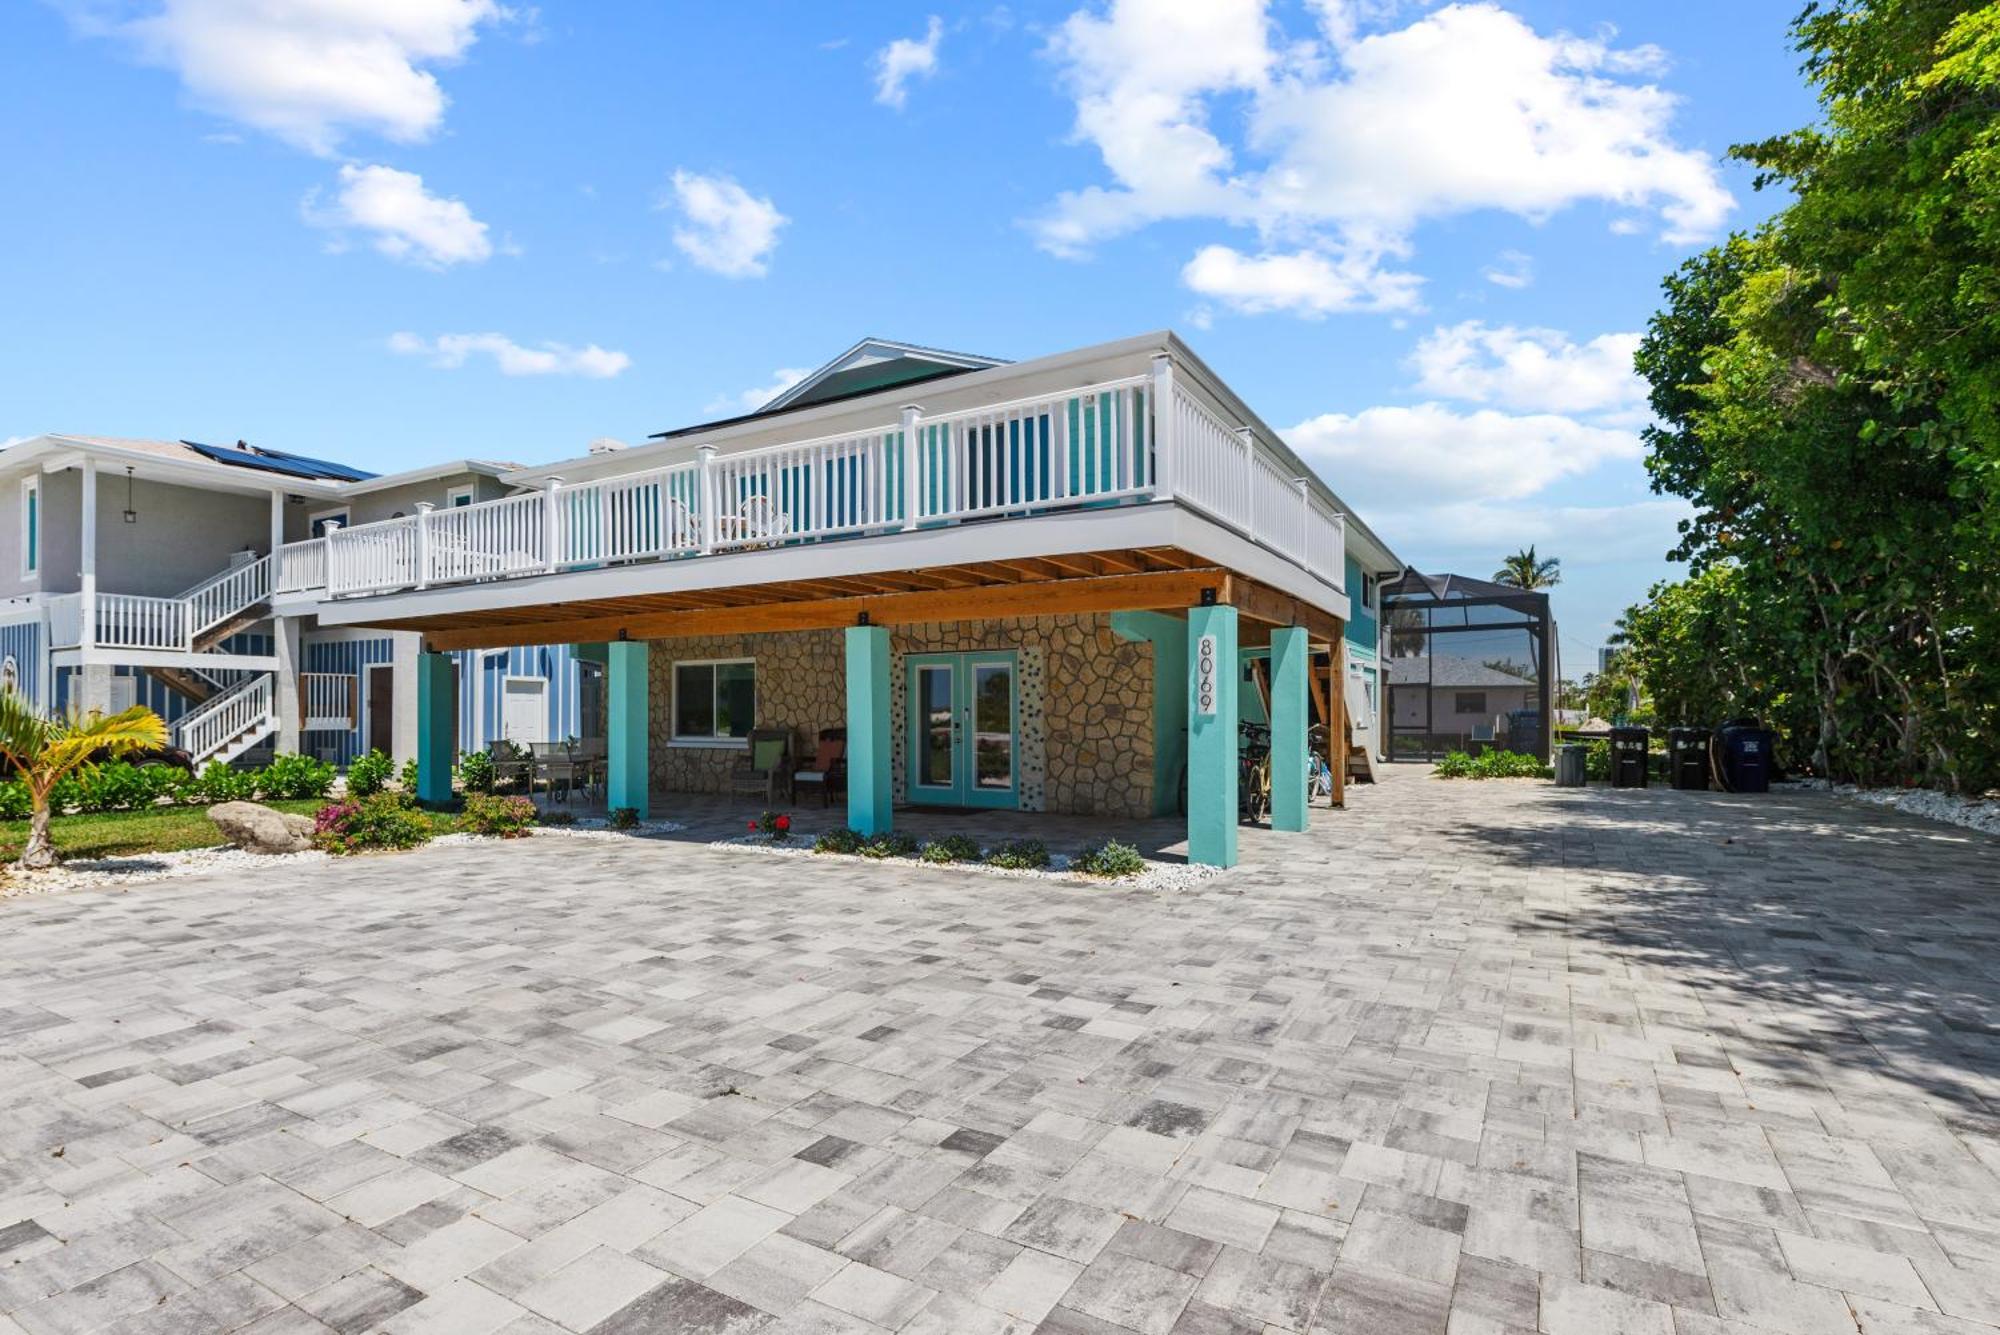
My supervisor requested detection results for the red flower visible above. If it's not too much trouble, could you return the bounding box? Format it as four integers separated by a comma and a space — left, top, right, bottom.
775, 814, 791, 831
748, 819, 758, 831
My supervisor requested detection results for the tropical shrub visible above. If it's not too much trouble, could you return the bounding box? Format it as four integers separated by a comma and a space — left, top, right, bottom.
313, 791, 433, 854
346, 749, 393, 797
0, 782, 29, 820
984, 838, 1050, 870
813, 827, 864, 855
858, 832, 919, 860
540, 808, 576, 826
1585, 740, 1611, 781
455, 749, 496, 795
258, 753, 337, 801
608, 806, 641, 831
1432, 750, 1552, 780
749, 810, 793, 841
398, 757, 420, 792
195, 760, 259, 804
918, 834, 981, 864
458, 793, 537, 838
1071, 839, 1146, 878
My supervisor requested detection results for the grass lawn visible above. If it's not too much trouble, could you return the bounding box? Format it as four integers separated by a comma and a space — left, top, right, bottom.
0, 800, 326, 865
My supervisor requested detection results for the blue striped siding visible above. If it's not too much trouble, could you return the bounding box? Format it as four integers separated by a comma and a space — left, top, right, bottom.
300, 637, 583, 768
302, 636, 397, 768
0, 620, 43, 707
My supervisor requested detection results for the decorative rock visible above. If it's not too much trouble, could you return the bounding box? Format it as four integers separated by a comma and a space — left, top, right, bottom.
208, 802, 316, 854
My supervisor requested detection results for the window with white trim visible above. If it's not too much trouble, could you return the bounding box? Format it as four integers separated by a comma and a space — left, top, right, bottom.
673, 658, 755, 741
19, 479, 37, 577
447, 486, 475, 508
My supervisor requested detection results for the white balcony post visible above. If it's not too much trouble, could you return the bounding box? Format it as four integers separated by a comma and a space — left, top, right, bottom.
696, 445, 718, 554
1294, 477, 1312, 567
899, 406, 921, 530
79, 457, 97, 652
414, 503, 434, 590
1150, 354, 1176, 498
268, 489, 285, 562
543, 476, 563, 573
1235, 426, 1256, 528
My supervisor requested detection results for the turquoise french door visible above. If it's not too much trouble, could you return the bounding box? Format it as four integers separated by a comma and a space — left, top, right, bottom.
906, 651, 1019, 808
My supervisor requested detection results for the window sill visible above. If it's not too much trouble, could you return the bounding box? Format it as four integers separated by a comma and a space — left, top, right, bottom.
668, 737, 749, 750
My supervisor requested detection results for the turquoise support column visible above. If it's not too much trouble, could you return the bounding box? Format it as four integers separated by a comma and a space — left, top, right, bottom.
1269, 626, 1309, 833
606, 640, 649, 819
1186, 604, 1239, 868
845, 624, 893, 835
415, 651, 455, 806
1111, 610, 1187, 817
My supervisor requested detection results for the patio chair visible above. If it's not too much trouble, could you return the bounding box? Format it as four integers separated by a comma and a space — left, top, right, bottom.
729, 728, 793, 805
489, 739, 532, 792
791, 728, 846, 808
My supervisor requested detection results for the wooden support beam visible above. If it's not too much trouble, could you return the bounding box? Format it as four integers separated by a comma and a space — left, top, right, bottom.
1230, 579, 1342, 643
1329, 627, 1347, 809
419, 568, 1232, 652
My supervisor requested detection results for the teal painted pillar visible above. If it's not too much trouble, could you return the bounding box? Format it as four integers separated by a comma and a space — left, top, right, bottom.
1269, 627, 1309, 833
845, 624, 892, 835
1186, 605, 1239, 868
415, 652, 455, 806
607, 640, 649, 819
1111, 610, 1187, 818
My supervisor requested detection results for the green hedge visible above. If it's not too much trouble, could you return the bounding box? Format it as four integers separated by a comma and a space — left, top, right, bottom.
0, 753, 338, 820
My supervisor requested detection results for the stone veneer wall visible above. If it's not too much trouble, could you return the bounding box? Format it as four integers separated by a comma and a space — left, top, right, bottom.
644, 613, 1155, 817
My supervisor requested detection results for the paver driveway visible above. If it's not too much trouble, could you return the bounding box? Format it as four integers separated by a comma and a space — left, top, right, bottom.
4, 773, 2000, 1335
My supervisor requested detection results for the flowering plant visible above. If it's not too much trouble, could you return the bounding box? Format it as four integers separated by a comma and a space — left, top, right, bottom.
750, 810, 793, 841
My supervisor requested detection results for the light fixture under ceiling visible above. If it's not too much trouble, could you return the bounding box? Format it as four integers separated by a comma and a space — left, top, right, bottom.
122, 467, 137, 524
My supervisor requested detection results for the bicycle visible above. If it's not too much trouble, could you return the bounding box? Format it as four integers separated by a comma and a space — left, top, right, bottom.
1307, 724, 1334, 803
1169, 720, 1274, 823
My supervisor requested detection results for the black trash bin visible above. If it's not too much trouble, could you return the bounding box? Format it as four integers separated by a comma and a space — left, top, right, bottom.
1668, 727, 1711, 790
1715, 720, 1774, 793
1609, 726, 1650, 788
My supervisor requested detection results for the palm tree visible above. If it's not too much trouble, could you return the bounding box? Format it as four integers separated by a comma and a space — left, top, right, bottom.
0, 690, 167, 871
1494, 545, 1561, 589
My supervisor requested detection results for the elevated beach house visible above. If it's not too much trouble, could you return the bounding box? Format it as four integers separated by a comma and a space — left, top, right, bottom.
307, 333, 1401, 867
0, 437, 595, 771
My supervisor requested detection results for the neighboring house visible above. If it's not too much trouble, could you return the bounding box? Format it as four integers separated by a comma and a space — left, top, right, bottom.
1384, 654, 1541, 755
0, 436, 591, 770
301, 331, 1397, 868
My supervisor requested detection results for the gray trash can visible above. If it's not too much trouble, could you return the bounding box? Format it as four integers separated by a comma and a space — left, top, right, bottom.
1556, 743, 1588, 787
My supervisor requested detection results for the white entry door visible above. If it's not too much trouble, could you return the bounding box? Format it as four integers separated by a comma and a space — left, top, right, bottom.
502, 678, 547, 744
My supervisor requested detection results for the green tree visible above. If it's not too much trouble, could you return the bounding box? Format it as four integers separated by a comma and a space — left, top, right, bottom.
0, 692, 170, 870
1625, 0, 2000, 790
1493, 546, 1561, 589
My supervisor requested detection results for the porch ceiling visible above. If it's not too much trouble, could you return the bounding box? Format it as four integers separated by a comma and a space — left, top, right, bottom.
357, 546, 1342, 651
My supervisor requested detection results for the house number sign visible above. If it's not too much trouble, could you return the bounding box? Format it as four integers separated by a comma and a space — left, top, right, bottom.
1195, 634, 1218, 716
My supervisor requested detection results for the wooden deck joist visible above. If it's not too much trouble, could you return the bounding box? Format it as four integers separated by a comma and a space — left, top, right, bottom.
346, 546, 1342, 653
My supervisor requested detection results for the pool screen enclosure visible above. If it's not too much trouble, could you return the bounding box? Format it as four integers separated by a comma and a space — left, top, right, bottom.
1379, 570, 1556, 762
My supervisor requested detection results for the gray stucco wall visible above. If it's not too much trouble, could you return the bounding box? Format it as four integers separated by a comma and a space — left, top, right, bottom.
338, 471, 513, 528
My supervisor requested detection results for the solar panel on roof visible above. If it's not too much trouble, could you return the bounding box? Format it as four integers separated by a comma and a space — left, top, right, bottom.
180, 440, 377, 482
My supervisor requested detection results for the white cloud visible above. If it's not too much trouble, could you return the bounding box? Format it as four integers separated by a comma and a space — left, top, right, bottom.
69, 0, 508, 155
706, 367, 813, 416
1409, 321, 1645, 417
305, 164, 492, 267
1182, 243, 1422, 316
875, 16, 943, 109
1037, 0, 1733, 311
388, 331, 630, 378
1481, 249, 1532, 289
1286, 401, 1641, 505
666, 170, 787, 278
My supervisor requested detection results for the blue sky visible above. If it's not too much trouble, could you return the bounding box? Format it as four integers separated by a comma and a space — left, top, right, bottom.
1, 1, 1816, 672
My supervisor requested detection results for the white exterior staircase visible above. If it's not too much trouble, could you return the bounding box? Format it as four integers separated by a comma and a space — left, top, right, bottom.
174, 672, 279, 767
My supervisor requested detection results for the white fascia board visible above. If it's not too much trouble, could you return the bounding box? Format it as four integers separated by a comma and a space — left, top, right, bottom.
317, 501, 1349, 629
35, 439, 340, 500
336, 459, 514, 497
502, 331, 1174, 489
53, 649, 281, 672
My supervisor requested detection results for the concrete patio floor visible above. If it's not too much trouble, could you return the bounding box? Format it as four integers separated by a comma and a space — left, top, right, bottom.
3, 769, 2000, 1335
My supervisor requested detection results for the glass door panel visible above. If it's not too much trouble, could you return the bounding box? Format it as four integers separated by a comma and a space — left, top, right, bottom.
912, 661, 959, 801
905, 652, 1019, 809
967, 659, 1017, 807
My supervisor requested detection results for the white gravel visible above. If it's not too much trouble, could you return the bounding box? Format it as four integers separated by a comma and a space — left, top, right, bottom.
708, 833, 1226, 891
1780, 777, 2000, 836
1, 819, 693, 900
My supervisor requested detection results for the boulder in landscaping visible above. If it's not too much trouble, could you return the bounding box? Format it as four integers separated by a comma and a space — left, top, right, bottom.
208, 801, 316, 854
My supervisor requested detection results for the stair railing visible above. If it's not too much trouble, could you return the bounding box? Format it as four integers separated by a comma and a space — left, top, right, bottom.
175, 673, 275, 765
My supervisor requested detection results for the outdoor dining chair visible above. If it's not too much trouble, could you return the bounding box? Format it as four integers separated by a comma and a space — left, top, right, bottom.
729, 728, 793, 805
791, 728, 846, 808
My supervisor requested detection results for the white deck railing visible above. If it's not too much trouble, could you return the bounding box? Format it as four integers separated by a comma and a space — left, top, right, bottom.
314, 367, 1348, 600
176, 673, 275, 765
300, 671, 357, 730
278, 538, 328, 593
184, 555, 272, 637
